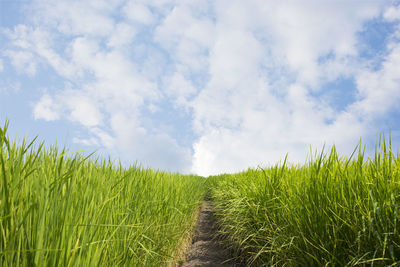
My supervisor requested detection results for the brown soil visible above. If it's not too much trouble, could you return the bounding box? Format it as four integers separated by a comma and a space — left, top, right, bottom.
180, 201, 244, 267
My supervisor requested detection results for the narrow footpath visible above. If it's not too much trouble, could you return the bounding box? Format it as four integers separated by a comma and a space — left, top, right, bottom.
181, 201, 244, 267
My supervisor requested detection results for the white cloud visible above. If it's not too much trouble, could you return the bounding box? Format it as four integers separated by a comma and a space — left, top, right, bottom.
72, 136, 99, 147
107, 23, 137, 48
123, 1, 155, 24
163, 72, 197, 109
4, 0, 191, 172
383, 5, 400, 55
191, 83, 366, 175
208, 29, 264, 90
384, 5, 400, 21
154, 2, 215, 74
110, 112, 192, 172
90, 127, 115, 150
33, 94, 61, 121
3, 24, 32, 49
31, 0, 117, 37
62, 92, 103, 127
72, 127, 115, 149
190, 0, 393, 175
4, 25, 81, 79
0, 59, 3, 72
353, 41, 400, 117
4, 0, 400, 176
4, 50, 37, 76
69, 36, 159, 102
260, 0, 384, 87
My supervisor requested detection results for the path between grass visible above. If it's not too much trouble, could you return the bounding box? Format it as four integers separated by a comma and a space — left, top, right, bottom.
180, 201, 244, 267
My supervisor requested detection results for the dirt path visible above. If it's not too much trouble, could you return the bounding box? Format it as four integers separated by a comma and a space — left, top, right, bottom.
181, 201, 244, 267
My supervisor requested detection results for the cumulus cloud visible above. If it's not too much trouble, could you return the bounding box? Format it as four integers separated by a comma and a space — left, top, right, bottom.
90, 127, 115, 150
1, 0, 193, 172
154, 2, 215, 74
72, 136, 99, 147
163, 72, 197, 109
73, 127, 115, 149
384, 5, 400, 21
3, 25, 80, 79
63, 92, 103, 127
31, 0, 117, 37
109, 112, 192, 172
2, 0, 400, 175
33, 94, 61, 121
353, 41, 400, 117
107, 23, 137, 48
189, 0, 394, 175
123, 1, 155, 24
4, 50, 37, 76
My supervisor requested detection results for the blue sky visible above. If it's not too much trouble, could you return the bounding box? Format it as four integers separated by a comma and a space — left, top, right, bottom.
1, 0, 400, 176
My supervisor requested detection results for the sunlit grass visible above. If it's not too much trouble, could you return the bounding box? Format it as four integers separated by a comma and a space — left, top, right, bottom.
4, 117, 399, 266
208, 136, 400, 266
0, 120, 205, 266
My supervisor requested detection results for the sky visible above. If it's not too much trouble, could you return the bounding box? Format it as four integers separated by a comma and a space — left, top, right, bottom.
1, 0, 400, 176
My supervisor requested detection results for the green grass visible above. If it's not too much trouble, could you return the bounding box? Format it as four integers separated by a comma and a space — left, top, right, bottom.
3, 117, 400, 266
207, 137, 400, 266
0, 120, 206, 266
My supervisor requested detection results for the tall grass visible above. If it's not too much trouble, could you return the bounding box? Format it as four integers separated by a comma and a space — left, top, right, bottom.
0, 121, 205, 266
208, 137, 400, 266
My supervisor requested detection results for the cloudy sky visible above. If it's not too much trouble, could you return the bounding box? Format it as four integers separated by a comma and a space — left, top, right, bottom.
1, 0, 400, 176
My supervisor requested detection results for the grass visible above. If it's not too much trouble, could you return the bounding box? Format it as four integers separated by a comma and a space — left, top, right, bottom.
207, 137, 400, 266
0, 120, 206, 266
3, 117, 400, 266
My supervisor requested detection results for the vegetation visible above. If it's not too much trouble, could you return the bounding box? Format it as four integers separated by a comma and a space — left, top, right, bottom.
208, 137, 400, 266
3, 117, 400, 266
0, 121, 205, 266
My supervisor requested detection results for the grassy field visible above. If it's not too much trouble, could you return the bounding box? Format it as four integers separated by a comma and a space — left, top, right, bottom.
0, 121, 206, 266
3, 117, 400, 266
207, 138, 400, 266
